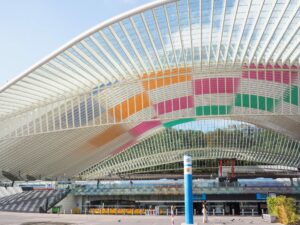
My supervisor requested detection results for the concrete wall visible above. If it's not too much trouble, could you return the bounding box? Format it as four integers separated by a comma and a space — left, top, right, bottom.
54, 195, 82, 213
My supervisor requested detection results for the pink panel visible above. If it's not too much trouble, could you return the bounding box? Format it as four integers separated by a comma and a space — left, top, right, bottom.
194, 77, 240, 95
112, 140, 136, 155
129, 120, 161, 137
155, 96, 194, 115
242, 64, 298, 84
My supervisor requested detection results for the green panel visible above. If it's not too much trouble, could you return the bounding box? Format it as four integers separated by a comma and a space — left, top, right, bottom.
204, 106, 211, 115
258, 96, 266, 111
283, 85, 299, 106
243, 94, 250, 107
250, 95, 258, 109
196, 105, 230, 116
235, 94, 279, 112
235, 94, 242, 107
266, 98, 277, 112
196, 106, 203, 116
163, 118, 196, 128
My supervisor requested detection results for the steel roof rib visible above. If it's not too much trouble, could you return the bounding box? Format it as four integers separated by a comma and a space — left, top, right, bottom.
216, 0, 227, 66
129, 17, 156, 72
88, 36, 127, 79
266, 5, 300, 64
248, 0, 278, 64
141, 13, 164, 71
152, 8, 171, 69
29, 72, 71, 94
9, 84, 51, 100
239, 0, 265, 65
163, 3, 179, 67
46, 61, 92, 88
72, 45, 116, 83
118, 21, 149, 74
63, 50, 104, 84
232, 0, 252, 66
256, 0, 291, 64
290, 48, 300, 65
283, 37, 300, 64
41, 65, 84, 91
35, 69, 79, 92
109, 25, 143, 76
99, 30, 135, 78
224, 0, 239, 65
208, 0, 214, 67
56, 55, 98, 85
275, 28, 300, 63
175, 0, 186, 67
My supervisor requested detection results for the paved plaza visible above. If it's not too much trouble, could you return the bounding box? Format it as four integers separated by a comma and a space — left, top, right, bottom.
0, 212, 281, 225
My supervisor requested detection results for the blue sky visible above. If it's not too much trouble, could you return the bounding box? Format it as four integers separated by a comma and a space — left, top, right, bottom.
0, 0, 152, 87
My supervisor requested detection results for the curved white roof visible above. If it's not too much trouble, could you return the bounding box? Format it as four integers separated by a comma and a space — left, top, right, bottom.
0, 0, 299, 118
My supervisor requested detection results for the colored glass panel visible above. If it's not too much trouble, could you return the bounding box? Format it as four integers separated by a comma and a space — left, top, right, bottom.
163, 118, 196, 128
130, 120, 161, 136
283, 85, 299, 106
194, 77, 240, 95
234, 94, 279, 112
243, 64, 298, 85
109, 92, 150, 122
155, 96, 194, 115
141, 68, 192, 90
195, 105, 231, 116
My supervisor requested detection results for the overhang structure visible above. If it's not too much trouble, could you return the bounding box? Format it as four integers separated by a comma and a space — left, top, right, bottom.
0, 0, 299, 180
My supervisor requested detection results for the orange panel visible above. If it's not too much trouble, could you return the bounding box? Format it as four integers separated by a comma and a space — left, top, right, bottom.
141, 68, 192, 90
108, 92, 150, 122
88, 125, 127, 148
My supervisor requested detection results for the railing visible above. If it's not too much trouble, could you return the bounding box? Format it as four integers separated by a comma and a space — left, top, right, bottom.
45, 189, 71, 212
73, 185, 300, 196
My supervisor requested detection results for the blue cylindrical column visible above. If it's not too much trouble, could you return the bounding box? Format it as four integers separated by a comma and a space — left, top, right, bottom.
184, 154, 193, 224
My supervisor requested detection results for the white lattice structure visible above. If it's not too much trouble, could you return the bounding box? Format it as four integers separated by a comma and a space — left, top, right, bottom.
0, 0, 299, 179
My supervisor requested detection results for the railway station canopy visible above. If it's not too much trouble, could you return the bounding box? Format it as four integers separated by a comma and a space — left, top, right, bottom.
0, 0, 299, 180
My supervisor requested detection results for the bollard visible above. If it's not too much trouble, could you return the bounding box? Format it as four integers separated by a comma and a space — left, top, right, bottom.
85, 208, 87, 215
176, 208, 178, 216
232, 208, 235, 216
242, 209, 244, 216
108, 208, 110, 215
213, 208, 215, 216
140, 208, 142, 215
194, 209, 196, 215
262, 209, 264, 215
167, 208, 169, 216
64, 209, 65, 214
132, 208, 134, 216
71, 209, 72, 214
222, 208, 225, 216
252, 209, 254, 216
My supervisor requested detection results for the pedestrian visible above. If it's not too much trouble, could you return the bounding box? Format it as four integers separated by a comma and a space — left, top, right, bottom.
202, 201, 208, 223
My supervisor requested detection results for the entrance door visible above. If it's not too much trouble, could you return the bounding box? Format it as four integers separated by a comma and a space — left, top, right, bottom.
228, 202, 240, 215
193, 202, 202, 215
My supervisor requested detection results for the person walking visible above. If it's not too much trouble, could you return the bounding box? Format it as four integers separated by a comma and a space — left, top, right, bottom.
202, 201, 208, 223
